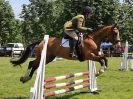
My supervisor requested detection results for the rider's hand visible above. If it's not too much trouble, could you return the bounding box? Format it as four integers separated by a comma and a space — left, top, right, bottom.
87, 28, 93, 33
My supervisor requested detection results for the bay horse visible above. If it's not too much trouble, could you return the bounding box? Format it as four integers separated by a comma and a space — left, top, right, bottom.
10, 24, 120, 83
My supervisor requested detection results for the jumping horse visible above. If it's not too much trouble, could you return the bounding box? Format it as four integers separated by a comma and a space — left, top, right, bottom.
10, 24, 120, 83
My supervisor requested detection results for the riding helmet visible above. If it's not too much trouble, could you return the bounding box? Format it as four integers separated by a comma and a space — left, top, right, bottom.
82, 6, 93, 14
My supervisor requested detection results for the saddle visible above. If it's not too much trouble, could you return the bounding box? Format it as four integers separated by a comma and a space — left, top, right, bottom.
63, 32, 85, 61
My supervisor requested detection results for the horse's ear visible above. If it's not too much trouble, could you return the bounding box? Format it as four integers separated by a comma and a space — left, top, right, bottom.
112, 23, 119, 30
112, 23, 117, 29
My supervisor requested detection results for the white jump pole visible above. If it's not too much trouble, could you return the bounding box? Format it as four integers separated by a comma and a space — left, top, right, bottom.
30, 35, 49, 99
88, 60, 98, 93
120, 41, 128, 71
130, 54, 133, 70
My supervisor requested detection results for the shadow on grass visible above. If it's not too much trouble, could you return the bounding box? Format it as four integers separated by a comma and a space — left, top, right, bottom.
2, 91, 99, 99
47, 91, 99, 99
3, 96, 28, 99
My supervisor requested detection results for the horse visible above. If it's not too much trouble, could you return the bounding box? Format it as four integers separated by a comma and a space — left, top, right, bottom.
10, 24, 120, 83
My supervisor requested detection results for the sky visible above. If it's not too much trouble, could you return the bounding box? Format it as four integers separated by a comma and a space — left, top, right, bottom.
5, 0, 30, 19
6, 0, 123, 19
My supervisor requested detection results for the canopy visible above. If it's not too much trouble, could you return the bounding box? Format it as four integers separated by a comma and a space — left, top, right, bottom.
101, 42, 112, 47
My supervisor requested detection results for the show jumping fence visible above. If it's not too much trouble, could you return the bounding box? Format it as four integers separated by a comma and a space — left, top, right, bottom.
29, 35, 98, 99
30, 35, 49, 99
120, 41, 133, 71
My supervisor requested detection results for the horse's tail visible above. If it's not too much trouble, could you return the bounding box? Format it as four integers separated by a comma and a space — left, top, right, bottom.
10, 41, 40, 66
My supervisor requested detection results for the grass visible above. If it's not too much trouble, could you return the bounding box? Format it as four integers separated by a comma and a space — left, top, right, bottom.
0, 57, 133, 99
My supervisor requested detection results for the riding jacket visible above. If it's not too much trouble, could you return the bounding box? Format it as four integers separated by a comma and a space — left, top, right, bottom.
64, 15, 88, 33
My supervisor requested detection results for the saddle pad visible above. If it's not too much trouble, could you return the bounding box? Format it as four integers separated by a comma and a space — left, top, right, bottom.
61, 38, 69, 47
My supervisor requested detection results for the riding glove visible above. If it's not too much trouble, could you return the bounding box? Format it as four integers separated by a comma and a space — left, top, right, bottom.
87, 28, 93, 33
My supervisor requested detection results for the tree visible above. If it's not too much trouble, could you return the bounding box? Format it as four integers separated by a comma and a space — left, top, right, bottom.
56, 0, 121, 29
21, 0, 53, 44
118, 1, 133, 42
0, 0, 19, 45
0, 0, 15, 44
20, 0, 132, 43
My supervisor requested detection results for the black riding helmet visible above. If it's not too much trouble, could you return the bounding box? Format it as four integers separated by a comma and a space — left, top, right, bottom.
82, 6, 93, 14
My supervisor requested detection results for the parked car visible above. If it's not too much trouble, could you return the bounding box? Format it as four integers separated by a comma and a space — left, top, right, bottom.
0, 47, 6, 56
128, 45, 133, 53
5, 43, 24, 56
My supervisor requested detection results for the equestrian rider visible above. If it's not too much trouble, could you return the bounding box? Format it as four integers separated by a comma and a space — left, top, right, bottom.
64, 6, 93, 57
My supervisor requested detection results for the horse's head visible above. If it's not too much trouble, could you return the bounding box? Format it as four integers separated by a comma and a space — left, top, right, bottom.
105, 24, 121, 46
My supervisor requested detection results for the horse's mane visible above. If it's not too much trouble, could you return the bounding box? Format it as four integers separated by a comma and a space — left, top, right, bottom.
93, 25, 113, 33
93, 25, 105, 32
92, 25, 113, 36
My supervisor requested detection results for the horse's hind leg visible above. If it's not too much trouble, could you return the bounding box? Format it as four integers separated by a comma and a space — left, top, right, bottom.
46, 55, 56, 64
20, 60, 36, 83
20, 55, 55, 83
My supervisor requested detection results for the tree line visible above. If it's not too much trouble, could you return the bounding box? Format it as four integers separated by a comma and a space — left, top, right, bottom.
0, 0, 132, 46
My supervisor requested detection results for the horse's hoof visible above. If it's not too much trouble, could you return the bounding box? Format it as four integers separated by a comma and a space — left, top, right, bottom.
96, 70, 104, 77
96, 72, 101, 76
100, 69, 105, 73
96, 73, 101, 77
20, 77, 25, 83
20, 76, 31, 83
104, 66, 108, 70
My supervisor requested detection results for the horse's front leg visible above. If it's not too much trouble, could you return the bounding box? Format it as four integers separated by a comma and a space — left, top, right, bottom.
97, 49, 108, 75
87, 53, 108, 76
97, 56, 108, 76
102, 56, 108, 70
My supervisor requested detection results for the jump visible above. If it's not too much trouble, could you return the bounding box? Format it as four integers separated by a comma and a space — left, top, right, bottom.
10, 24, 120, 83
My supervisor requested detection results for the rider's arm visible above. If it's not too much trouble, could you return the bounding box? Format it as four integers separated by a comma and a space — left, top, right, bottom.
77, 17, 93, 33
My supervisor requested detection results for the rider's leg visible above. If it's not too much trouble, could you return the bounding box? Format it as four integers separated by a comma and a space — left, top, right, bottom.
65, 30, 78, 57
65, 30, 78, 40
69, 39, 74, 56
69, 39, 77, 57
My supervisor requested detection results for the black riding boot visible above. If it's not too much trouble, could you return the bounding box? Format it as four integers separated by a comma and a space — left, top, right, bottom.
69, 39, 77, 58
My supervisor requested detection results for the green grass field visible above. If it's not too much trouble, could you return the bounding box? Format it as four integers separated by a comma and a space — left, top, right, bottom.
0, 57, 133, 99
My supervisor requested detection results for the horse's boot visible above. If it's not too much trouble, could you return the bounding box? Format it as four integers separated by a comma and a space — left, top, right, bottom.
69, 39, 77, 58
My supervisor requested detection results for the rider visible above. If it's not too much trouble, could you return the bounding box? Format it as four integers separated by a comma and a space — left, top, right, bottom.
64, 6, 94, 57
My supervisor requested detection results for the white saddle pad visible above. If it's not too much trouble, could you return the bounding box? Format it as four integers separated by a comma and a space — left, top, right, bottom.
61, 38, 70, 47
